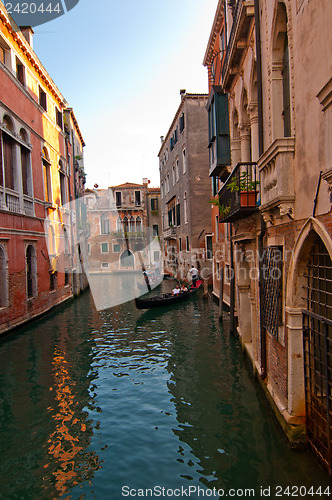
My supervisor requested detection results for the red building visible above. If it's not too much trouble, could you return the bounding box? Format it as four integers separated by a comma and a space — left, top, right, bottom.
0, 8, 87, 335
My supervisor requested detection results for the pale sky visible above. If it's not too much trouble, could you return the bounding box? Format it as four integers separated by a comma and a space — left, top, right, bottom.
33, 0, 218, 189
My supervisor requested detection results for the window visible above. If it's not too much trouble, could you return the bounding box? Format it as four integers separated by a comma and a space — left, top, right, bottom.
113, 244, 121, 253
116, 191, 122, 207
87, 243, 91, 254
100, 215, 110, 235
135, 191, 141, 206
63, 228, 70, 255
151, 198, 158, 210
179, 113, 185, 133
174, 127, 178, 144
39, 87, 47, 111
212, 177, 218, 197
0, 46, 5, 64
101, 242, 109, 253
172, 164, 176, 185
179, 238, 182, 251
283, 36, 291, 137
42, 148, 52, 203
16, 57, 25, 85
59, 171, 67, 206
20, 129, 31, 196
50, 270, 57, 291
184, 192, 188, 224
64, 270, 70, 286
129, 216, 135, 232
186, 236, 189, 252
56, 108, 63, 129
215, 215, 219, 242
101, 262, 109, 269
206, 235, 213, 260
161, 182, 164, 199
182, 148, 186, 174
153, 224, 159, 236
136, 217, 142, 232
175, 159, 179, 182
176, 203, 180, 226
3, 131, 15, 190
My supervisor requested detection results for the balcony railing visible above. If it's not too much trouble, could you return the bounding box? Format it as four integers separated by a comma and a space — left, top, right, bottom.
163, 226, 177, 239
218, 162, 259, 222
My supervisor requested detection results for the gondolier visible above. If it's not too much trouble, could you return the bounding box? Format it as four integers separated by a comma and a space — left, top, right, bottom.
190, 266, 199, 288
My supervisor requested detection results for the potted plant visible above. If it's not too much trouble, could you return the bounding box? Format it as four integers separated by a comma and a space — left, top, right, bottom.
227, 172, 259, 207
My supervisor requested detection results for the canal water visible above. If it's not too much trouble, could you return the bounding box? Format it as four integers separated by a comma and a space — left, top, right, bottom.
0, 283, 330, 499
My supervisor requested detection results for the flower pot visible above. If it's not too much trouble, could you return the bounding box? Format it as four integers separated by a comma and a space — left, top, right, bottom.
240, 191, 257, 207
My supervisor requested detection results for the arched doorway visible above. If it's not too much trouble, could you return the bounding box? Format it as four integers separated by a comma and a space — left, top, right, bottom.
302, 236, 332, 475
120, 250, 134, 268
286, 218, 332, 474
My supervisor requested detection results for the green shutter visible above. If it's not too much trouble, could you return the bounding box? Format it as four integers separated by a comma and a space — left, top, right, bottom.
216, 92, 231, 165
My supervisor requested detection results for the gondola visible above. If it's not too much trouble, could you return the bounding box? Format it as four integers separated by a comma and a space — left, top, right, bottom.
135, 280, 202, 310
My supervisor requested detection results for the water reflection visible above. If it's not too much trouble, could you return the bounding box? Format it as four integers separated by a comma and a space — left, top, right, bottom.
0, 288, 329, 499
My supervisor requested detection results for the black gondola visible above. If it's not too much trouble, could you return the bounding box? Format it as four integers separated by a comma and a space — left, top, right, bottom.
135, 280, 202, 310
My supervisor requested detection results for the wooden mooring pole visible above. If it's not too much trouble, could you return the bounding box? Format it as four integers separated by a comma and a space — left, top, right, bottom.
219, 268, 224, 322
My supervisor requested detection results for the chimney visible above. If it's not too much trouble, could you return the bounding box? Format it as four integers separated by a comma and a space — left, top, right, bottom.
160, 136, 164, 144
180, 89, 186, 99
142, 178, 148, 186
20, 26, 34, 48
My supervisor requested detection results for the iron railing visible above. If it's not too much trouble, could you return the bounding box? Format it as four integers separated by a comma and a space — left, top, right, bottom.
303, 309, 332, 475
218, 162, 259, 222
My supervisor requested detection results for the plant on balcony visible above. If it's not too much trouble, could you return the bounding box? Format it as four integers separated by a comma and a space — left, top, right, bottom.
226, 172, 259, 207
209, 198, 231, 218
227, 172, 259, 192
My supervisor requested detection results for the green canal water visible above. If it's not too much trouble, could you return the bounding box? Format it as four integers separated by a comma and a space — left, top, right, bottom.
0, 283, 330, 499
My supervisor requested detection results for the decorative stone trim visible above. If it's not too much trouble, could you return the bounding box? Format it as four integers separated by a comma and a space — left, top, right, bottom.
317, 77, 332, 111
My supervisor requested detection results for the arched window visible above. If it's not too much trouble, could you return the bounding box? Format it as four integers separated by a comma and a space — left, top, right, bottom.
100, 214, 110, 235
2, 115, 15, 190
20, 128, 31, 196
272, 1, 291, 138
0, 245, 8, 307
136, 217, 142, 232
26, 244, 37, 298
116, 217, 122, 233
129, 216, 135, 232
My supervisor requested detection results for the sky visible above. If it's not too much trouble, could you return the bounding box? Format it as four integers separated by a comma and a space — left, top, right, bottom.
32, 0, 218, 189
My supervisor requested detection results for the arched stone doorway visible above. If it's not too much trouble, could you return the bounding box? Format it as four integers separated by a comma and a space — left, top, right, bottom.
286, 218, 332, 474
120, 250, 134, 268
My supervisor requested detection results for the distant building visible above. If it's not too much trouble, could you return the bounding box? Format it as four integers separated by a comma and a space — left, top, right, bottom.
159, 91, 212, 282
85, 180, 161, 274
0, 5, 87, 335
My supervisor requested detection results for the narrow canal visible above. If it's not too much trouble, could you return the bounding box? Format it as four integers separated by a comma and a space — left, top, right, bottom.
0, 283, 330, 499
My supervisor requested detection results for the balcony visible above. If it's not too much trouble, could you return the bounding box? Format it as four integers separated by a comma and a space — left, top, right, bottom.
218, 162, 259, 222
222, 0, 255, 91
163, 226, 177, 240
258, 137, 295, 219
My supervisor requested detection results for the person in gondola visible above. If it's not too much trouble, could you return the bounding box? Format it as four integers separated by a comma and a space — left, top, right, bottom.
190, 266, 199, 288
181, 284, 188, 293
172, 285, 181, 295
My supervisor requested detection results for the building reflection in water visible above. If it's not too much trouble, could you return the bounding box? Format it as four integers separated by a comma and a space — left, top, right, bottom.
42, 346, 102, 497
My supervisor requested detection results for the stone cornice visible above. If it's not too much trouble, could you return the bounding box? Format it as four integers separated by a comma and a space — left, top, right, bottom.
0, 3, 67, 107
203, 0, 225, 66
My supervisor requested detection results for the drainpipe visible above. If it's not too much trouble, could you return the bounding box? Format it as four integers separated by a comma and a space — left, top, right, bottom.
254, 0, 267, 378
